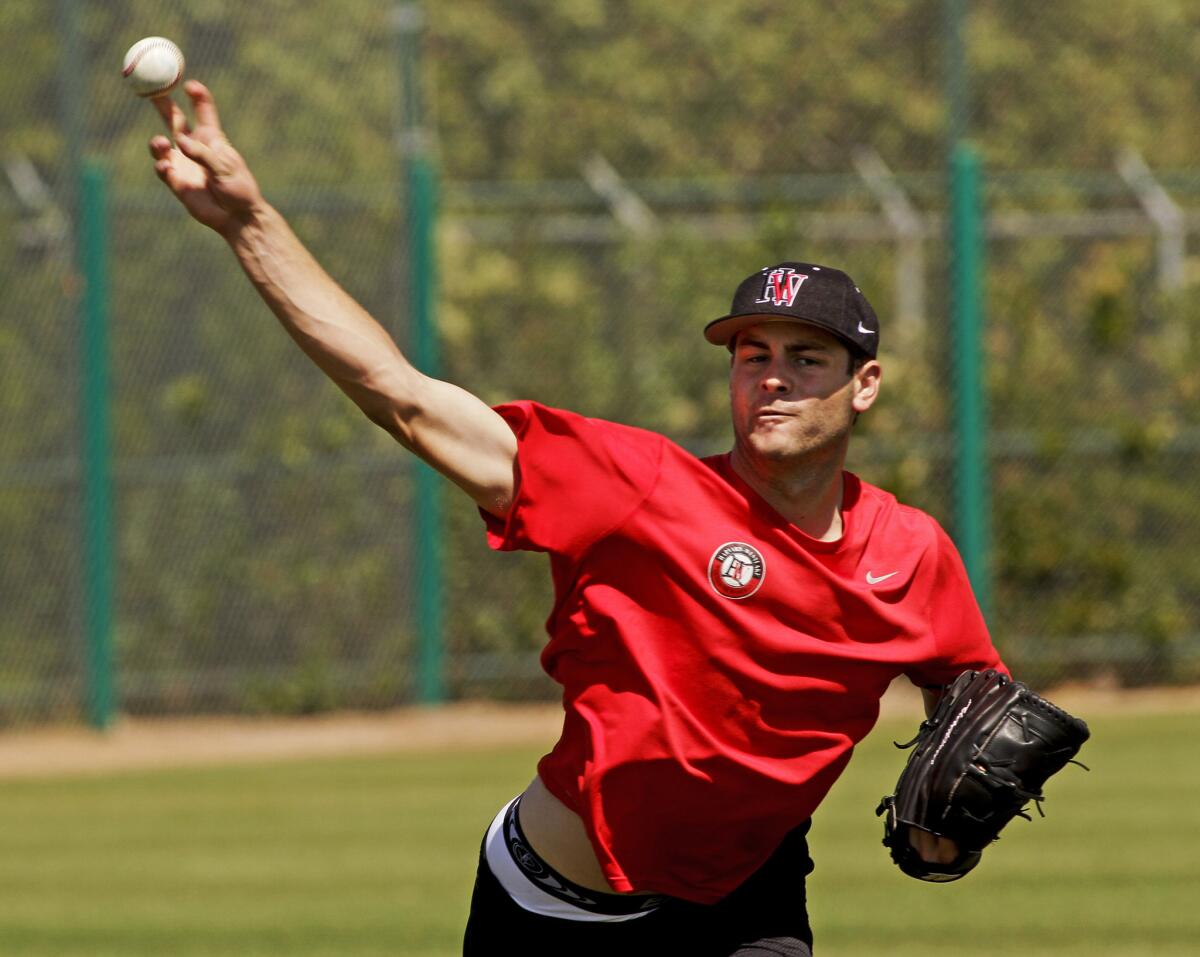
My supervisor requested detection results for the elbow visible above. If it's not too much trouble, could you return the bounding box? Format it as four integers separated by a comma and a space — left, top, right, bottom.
363, 405, 414, 447
355, 365, 422, 446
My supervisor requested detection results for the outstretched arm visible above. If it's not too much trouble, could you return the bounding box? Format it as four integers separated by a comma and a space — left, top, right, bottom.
147, 81, 517, 517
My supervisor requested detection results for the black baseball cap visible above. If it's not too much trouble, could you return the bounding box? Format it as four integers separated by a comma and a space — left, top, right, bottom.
704, 261, 880, 359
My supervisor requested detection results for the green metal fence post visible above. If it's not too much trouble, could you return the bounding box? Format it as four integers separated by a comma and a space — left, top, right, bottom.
56, 0, 84, 207
943, 0, 969, 147
79, 161, 116, 729
396, 2, 445, 703
410, 159, 445, 705
944, 0, 992, 619
948, 145, 992, 619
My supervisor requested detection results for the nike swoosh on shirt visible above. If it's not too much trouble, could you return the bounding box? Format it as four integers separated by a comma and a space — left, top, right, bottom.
865, 571, 899, 585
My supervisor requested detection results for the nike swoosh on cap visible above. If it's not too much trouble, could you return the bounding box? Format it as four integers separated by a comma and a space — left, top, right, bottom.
857, 322, 875, 335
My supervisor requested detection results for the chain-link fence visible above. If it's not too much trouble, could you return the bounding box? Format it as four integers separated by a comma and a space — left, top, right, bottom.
2, 0, 1198, 725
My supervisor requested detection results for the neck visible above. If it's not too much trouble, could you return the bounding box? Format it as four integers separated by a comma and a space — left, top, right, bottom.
729, 444, 847, 541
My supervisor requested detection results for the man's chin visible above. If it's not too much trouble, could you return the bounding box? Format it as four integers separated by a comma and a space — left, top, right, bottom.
742, 427, 840, 465
744, 433, 798, 461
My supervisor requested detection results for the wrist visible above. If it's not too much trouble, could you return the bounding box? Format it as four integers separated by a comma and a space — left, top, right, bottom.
220, 198, 274, 246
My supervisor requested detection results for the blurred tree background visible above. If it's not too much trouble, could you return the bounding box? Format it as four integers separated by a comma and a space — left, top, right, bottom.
1, 0, 1198, 723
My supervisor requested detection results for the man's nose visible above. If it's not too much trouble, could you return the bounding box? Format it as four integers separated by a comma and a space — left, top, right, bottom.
760, 363, 791, 393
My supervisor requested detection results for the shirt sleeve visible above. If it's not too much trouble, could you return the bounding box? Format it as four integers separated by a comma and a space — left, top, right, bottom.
907, 520, 1009, 689
479, 401, 664, 558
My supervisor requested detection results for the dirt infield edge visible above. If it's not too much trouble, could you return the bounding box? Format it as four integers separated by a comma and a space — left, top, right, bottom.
1, 682, 1195, 779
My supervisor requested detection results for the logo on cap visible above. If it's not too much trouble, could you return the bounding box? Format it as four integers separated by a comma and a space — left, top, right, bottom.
755, 267, 808, 309
708, 542, 766, 600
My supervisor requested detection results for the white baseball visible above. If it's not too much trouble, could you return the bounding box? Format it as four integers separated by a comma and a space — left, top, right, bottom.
122, 37, 185, 98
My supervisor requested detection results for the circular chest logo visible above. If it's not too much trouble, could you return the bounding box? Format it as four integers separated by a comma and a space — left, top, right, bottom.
708, 542, 766, 600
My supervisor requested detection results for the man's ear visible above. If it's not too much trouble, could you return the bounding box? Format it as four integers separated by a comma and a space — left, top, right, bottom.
852, 360, 882, 414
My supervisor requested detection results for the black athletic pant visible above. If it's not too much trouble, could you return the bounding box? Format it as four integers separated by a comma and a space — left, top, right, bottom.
463, 822, 814, 957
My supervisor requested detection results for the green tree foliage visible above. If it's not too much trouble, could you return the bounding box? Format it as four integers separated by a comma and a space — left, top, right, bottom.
1, 0, 1198, 720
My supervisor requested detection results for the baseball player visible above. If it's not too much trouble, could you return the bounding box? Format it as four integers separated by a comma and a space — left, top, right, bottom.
148, 82, 1006, 956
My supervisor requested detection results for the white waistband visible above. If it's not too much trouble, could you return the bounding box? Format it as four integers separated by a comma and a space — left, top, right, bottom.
483, 796, 656, 923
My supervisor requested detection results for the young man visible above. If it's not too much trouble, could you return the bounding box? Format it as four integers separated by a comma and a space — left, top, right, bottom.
148, 82, 1004, 956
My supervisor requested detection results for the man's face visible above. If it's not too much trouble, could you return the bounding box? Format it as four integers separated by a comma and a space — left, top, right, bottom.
728, 321, 881, 465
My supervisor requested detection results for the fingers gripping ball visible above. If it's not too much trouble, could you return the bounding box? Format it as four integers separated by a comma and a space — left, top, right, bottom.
122, 37, 185, 99
875, 669, 1090, 882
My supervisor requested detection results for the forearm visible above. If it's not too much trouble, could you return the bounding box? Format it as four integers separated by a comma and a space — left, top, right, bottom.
223, 203, 417, 428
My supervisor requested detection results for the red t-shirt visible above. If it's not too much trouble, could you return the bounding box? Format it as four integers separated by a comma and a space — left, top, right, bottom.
481, 401, 1005, 904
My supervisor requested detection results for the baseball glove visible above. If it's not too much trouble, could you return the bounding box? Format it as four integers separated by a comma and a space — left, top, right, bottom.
875, 669, 1090, 882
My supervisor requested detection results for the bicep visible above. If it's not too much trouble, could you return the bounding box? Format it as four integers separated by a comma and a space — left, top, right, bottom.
367, 367, 518, 517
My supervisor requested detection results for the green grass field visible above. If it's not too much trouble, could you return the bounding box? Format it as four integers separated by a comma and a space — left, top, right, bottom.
0, 711, 1195, 956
